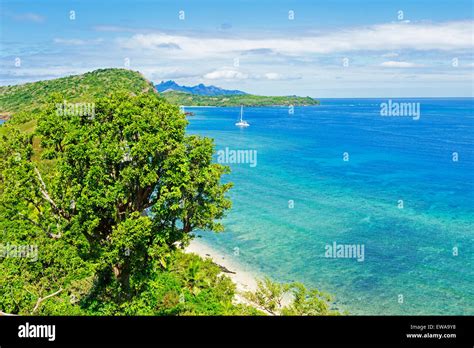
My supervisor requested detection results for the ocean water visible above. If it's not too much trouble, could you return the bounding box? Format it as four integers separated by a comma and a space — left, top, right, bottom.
186, 98, 474, 315
185, 98, 474, 316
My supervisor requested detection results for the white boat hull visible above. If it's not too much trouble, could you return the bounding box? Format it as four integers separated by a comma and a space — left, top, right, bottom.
235, 122, 250, 127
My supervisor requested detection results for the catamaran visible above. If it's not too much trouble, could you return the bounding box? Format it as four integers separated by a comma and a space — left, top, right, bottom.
235, 105, 249, 127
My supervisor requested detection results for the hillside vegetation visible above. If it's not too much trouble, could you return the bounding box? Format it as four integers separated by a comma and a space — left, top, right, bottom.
0, 69, 319, 119
161, 91, 319, 107
0, 68, 155, 116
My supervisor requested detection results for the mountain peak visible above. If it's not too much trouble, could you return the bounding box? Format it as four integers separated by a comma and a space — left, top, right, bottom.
155, 80, 246, 96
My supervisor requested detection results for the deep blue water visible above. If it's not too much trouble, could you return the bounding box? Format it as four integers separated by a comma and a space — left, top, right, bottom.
186, 98, 474, 315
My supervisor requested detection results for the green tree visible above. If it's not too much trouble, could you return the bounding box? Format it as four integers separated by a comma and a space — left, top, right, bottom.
0, 91, 232, 313
245, 277, 340, 316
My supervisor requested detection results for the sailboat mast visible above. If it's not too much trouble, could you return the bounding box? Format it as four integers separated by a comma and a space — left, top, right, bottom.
240, 105, 243, 122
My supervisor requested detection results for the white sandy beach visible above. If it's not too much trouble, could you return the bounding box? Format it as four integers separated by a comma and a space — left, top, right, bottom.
185, 238, 259, 304
185, 238, 295, 310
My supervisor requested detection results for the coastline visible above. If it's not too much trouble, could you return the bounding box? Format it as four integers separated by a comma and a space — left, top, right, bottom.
0, 113, 11, 121
185, 238, 259, 304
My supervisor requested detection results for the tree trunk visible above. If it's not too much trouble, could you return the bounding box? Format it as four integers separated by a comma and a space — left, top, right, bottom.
113, 262, 131, 295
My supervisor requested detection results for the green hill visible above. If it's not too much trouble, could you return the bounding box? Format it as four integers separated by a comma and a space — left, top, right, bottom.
161, 90, 319, 107
0, 68, 155, 116
0, 69, 319, 120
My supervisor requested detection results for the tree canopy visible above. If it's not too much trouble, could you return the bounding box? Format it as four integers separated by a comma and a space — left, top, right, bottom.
0, 91, 236, 314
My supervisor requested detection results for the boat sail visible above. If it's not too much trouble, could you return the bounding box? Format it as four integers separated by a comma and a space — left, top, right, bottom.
235, 105, 249, 127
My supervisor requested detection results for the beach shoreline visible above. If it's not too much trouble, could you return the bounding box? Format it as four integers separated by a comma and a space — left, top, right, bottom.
185, 238, 259, 304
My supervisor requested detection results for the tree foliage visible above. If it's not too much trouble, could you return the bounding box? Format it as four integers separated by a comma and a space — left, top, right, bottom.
161, 91, 319, 107
0, 91, 237, 314
245, 277, 340, 316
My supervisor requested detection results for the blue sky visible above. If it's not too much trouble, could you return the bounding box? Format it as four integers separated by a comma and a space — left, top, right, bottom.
1, 0, 473, 97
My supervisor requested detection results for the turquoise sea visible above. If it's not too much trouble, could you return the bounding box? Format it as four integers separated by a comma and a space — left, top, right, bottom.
186, 98, 474, 315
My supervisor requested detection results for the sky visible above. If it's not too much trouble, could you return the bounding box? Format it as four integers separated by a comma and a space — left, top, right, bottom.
0, 0, 473, 97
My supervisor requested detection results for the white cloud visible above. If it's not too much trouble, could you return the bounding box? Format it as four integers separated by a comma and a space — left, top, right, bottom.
54, 38, 104, 46
94, 25, 139, 33
201, 70, 300, 81
12, 13, 45, 23
139, 67, 201, 81
262, 72, 301, 80
118, 21, 474, 59
380, 61, 421, 68
0, 67, 91, 85
264, 73, 282, 80
382, 52, 399, 58
203, 69, 248, 80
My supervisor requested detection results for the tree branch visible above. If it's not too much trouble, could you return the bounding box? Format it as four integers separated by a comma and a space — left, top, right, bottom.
18, 213, 61, 239
32, 288, 63, 314
34, 167, 70, 221
18, 212, 47, 232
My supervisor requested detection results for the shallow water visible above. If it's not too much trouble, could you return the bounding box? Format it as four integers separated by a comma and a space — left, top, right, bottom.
186, 98, 474, 315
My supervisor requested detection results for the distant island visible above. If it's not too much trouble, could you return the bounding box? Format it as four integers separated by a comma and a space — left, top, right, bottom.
156, 80, 247, 96
161, 90, 319, 107
157, 80, 319, 107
